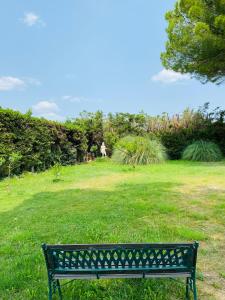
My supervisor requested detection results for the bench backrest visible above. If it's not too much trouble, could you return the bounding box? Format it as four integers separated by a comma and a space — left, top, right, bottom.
42, 242, 198, 274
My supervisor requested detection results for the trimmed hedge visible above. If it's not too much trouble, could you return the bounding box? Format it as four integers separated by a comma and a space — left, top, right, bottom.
0, 108, 87, 177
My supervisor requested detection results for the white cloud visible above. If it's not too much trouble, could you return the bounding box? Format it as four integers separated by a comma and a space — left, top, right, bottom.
0, 76, 41, 91
33, 101, 59, 114
0, 76, 25, 91
62, 95, 84, 103
62, 95, 103, 104
22, 12, 45, 27
32, 101, 64, 121
151, 69, 190, 84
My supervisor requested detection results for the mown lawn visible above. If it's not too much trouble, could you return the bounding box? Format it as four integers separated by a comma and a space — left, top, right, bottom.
0, 160, 224, 300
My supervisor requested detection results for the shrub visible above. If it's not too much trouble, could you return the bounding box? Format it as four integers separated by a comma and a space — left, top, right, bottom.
182, 140, 223, 162
112, 136, 167, 166
7, 152, 22, 178
1, 103, 224, 176
0, 108, 88, 177
52, 163, 62, 182
103, 104, 225, 159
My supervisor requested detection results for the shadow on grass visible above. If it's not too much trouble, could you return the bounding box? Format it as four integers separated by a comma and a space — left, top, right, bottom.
0, 181, 203, 299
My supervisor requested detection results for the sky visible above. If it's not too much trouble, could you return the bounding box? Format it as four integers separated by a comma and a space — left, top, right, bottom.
0, 0, 224, 121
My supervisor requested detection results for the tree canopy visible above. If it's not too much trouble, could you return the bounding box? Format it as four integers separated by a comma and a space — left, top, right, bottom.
161, 0, 225, 84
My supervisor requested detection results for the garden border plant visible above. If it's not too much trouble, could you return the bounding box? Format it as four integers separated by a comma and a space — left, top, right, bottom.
182, 140, 223, 162
112, 135, 167, 166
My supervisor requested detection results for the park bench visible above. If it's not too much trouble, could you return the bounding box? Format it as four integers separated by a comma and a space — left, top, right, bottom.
42, 242, 199, 300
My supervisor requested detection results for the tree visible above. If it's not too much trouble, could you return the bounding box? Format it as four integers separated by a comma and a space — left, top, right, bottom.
71, 111, 104, 155
7, 152, 22, 178
161, 0, 225, 84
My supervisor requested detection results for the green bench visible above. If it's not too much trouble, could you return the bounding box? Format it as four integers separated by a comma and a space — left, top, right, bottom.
42, 242, 199, 300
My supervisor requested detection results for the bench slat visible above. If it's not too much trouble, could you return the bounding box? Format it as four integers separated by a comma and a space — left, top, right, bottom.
54, 265, 191, 273
54, 272, 191, 280
44, 242, 195, 250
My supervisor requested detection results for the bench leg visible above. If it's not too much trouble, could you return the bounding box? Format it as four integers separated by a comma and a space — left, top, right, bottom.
56, 279, 63, 300
193, 279, 198, 300
48, 282, 53, 300
48, 279, 62, 300
185, 278, 190, 300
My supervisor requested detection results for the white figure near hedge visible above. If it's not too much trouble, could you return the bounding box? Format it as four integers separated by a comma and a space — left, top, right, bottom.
100, 142, 107, 157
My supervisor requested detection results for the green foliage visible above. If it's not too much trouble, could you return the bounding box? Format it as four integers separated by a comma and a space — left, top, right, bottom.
0, 157, 6, 167
182, 140, 223, 161
90, 145, 98, 156
52, 163, 62, 182
162, 0, 225, 84
68, 111, 104, 156
103, 105, 225, 159
112, 136, 167, 166
0, 108, 88, 177
0, 104, 224, 177
7, 152, 22, 178
0, 152, 22, 179
103, 112, 147, 156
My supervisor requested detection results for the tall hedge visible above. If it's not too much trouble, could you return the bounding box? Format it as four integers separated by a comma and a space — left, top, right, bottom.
101, 105, 225, 159
0, 108, 87, 177
67, 105, 225, 160
0, 103, 224, 177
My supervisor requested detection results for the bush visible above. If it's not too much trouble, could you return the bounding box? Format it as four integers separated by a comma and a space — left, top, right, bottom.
103, 105, 225, 159
182, 140, 223, 162
0, 108, 88, 177
112, 136, 167, 165
1, 103, 224, 177
52, 163, 62, 182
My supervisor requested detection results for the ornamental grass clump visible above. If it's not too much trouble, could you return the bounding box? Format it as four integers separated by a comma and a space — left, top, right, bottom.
182, 140, 223, 162
112, 136, 167, 166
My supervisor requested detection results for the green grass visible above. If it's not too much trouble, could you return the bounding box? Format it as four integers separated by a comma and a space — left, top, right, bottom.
0, 160, 225, 300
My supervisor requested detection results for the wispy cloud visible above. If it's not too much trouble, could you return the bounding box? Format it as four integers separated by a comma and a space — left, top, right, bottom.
151, 69, 190, 84
62, 95, 85, 103
0, 76, 25, 91
32, 101, 64, 121
22, 12, 45, 27
62, 95, 103, 104
0, 76, 41, 91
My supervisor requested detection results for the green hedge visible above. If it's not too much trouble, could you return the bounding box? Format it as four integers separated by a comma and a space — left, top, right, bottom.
0, 104, 224, 177
101, 106, 225, 159
160, 123, 225, 159
0, 108, 87, 177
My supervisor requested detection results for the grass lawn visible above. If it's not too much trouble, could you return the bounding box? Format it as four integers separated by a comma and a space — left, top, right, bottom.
0, 160, 224, 300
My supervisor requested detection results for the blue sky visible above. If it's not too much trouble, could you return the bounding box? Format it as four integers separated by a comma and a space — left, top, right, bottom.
0, 0, 224, 121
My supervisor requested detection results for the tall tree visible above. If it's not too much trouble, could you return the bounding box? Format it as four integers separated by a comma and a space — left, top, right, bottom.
161, 0, 225, 84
